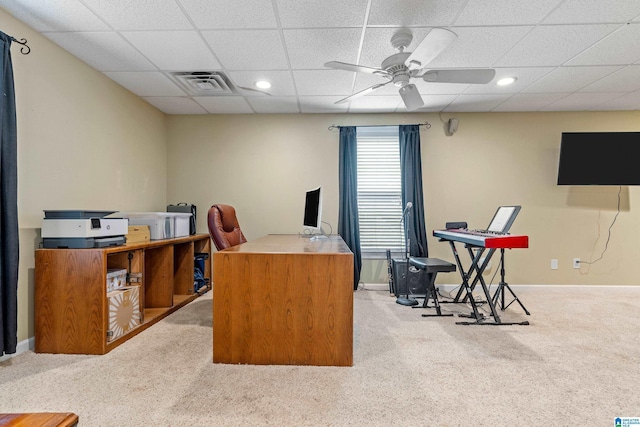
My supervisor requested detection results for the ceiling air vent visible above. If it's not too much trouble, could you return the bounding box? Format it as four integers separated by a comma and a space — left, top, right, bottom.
169, 71, 238, 96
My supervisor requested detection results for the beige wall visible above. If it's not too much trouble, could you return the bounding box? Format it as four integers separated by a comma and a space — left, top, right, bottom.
166, 111, 640, 288
3, 9, 168, 343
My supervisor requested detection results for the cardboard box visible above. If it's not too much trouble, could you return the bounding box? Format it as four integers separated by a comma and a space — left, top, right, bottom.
127, 225, 150, 244
107, 286, 141, 342
106, 268, 127, 292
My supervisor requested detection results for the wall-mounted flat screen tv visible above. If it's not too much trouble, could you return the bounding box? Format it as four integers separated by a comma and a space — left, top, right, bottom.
557, 132, 640, 185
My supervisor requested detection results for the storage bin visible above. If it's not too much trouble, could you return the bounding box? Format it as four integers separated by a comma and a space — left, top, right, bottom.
174, 214, 191, 238
106, 212, 192, 240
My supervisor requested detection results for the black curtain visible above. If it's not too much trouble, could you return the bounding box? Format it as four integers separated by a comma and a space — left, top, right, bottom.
338, 127, 362, 290
399, 125, 428, 258
0, 32, 19, 356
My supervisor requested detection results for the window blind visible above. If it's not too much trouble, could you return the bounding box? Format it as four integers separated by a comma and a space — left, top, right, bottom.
356, 126, 404, 255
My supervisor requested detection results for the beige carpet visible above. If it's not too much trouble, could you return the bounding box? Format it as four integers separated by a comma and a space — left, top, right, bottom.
1, 285, 639, 426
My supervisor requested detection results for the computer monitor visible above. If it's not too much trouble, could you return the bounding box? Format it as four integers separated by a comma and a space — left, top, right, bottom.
303, 186, 323, 233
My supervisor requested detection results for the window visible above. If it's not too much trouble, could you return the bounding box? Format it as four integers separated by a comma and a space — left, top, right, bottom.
356, 126, 404, 257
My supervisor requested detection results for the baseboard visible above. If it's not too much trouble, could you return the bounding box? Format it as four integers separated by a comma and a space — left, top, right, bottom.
0, 336, 34, 362
360, 283, 640, 293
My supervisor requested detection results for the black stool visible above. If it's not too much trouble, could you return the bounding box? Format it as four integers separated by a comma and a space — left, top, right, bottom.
408, 257, 456, 317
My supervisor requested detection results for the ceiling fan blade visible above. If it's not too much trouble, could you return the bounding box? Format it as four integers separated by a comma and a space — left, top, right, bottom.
398, 84, 423, 111
335, 82, 391, 104
422, 69, 496, 84
405, 28, 458, 70
324, 61, 386, 75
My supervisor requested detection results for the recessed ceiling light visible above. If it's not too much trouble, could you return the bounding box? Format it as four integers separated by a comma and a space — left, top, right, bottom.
255, 80, 271, 89
497, 76, 517, 86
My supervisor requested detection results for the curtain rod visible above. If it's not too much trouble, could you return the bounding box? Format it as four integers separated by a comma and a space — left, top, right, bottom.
328, 121, 431, 131
9, 36, 30, 55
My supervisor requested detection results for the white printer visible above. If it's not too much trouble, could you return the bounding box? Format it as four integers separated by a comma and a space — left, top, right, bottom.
41, 210, 128, 248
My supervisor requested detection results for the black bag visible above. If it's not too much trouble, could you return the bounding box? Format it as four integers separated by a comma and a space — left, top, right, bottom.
167, 203, 196, 235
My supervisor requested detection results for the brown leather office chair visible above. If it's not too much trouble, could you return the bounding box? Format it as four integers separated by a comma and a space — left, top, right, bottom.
207, 204, 247, 250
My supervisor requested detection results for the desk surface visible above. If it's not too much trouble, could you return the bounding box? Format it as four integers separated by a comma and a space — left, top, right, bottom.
218, 234, 351, 254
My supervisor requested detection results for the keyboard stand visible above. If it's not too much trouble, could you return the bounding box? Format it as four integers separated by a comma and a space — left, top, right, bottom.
444, 240, 529, 326
442, 240, 495, 322
492, 248, 530, 316
453, 245, 495, 304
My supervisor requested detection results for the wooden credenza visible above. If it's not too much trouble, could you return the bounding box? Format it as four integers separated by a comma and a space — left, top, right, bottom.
35, 234, 212, 355
213, 234, 354, 366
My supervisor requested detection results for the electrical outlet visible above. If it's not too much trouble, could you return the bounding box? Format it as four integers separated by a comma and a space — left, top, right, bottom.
551, 259, 558, 270
573, 258, 580, 269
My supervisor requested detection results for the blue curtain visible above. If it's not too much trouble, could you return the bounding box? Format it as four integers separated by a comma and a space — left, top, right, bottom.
399, 125, 428, 258
338, 127, 362, 290
0, 32, 19, 356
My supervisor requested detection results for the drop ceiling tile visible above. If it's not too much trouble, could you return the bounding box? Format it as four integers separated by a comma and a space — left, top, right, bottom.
492, 93, 568, 111
368, 0, 466, 26
543, 0, 640, 24
81, 0, 192, 30
579, 65, 640, 92
348, 95, 403, 112
276, 0, 368, 28
594, 92, 640, 110
227, 71, 296, 96
411, 94, 459, 112
567, 24, 640, 66
45, 32, 156, 71
247, 97, 300, 113
455, 0, 562, 26
0, 0, 108, 31
202, 30, 287, 70
284, 29, 363, 70
427, 26, 533, 69
193, 96, 254, 114
464, 67, 555, 94
540, 92, 623, 111
444, 94, 513, 112
104, 72, 186, 97
122, 31, 221, 70
143, 96, 208, 114
293, 70, 356, 96
523, 66, 622, 93
180, 0, 277, 29
494, 24, 620, 67
299, 96, 350, 113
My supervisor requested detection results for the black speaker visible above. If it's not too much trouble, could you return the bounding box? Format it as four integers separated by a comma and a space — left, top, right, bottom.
391, 259, 430, 298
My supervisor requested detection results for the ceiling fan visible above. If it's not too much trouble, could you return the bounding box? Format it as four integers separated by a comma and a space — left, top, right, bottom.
324, 28, 496, 111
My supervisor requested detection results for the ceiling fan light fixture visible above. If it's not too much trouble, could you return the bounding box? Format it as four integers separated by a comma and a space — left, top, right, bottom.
497, 76, 517, 86
255, 80, 271, 89
399, 84, 423, 111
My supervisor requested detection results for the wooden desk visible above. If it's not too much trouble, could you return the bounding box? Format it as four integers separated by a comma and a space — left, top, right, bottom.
0, 413, 78, 426
213, 234, 354, 366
